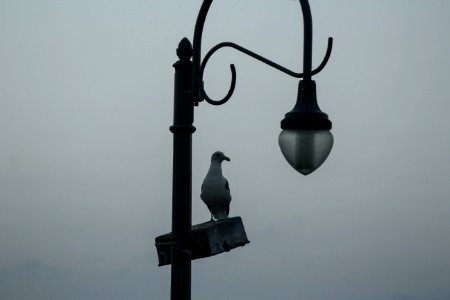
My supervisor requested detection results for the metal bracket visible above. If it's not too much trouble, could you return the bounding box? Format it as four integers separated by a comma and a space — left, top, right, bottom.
155, 216, 250, 266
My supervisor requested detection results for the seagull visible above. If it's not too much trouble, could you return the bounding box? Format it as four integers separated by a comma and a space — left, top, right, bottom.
201, 151, 232, 221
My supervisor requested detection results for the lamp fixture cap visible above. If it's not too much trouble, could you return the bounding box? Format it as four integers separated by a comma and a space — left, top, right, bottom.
281, 80, 332, 130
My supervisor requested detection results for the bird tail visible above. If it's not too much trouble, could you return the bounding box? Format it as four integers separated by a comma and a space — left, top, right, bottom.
211, 205, 229, 220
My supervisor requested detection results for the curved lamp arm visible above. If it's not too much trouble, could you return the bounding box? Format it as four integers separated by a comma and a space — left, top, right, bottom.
199, 39, 332, 105
192, 0, 332, 105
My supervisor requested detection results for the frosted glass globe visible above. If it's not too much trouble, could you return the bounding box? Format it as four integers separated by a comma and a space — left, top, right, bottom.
278, 129, 333, 175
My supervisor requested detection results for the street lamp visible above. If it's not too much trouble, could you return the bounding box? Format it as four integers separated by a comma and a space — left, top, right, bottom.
163, 0, 334, 299
278, 78, 334, 175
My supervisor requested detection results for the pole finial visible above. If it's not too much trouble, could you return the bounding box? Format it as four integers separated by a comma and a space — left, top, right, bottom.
177, 37, 193, 60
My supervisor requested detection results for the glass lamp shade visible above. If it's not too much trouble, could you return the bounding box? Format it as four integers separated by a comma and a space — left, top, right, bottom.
278, 129, 333, 175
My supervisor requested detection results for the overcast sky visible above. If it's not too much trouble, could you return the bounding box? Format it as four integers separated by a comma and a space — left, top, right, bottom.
1, 0, 450, 299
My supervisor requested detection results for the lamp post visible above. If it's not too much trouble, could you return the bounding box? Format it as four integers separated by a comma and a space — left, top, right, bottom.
167, 0, 333, 299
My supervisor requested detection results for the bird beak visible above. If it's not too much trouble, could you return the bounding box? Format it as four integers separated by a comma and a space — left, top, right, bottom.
224, 156, 230, 161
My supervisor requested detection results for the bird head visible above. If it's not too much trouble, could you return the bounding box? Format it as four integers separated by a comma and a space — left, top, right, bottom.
211, 151, 230, 163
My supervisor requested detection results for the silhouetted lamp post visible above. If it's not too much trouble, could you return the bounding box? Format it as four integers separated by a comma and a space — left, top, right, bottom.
156, 0, 334, 299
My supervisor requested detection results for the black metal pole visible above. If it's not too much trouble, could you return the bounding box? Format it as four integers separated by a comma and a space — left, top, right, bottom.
299, 0, 313, 81
169, 38, 195, 300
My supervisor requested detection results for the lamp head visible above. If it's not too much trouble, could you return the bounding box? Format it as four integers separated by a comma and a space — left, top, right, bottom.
279, 80, 333, 175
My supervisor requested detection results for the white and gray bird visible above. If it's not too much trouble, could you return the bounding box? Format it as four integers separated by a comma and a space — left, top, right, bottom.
201, 151, 231, 221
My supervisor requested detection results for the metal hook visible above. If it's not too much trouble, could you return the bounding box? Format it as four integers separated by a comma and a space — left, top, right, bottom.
311, 37, 333, 76
200, 64, 236, 106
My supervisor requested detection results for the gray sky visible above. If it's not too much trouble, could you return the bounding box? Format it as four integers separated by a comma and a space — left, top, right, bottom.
1, 0, 450, 299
